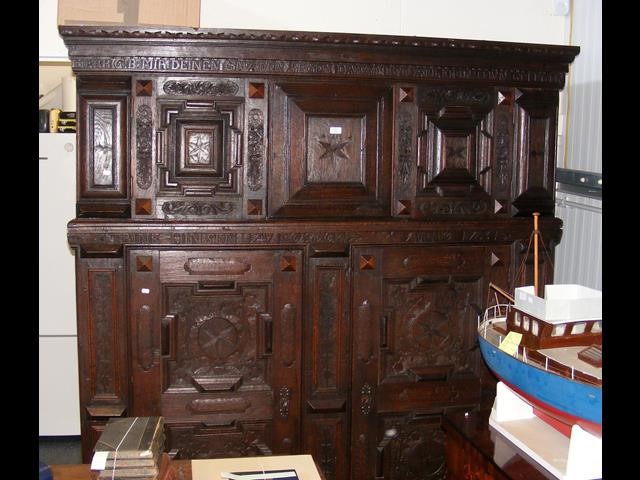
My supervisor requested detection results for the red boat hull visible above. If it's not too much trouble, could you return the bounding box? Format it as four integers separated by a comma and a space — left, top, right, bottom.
501, 378, 602, 438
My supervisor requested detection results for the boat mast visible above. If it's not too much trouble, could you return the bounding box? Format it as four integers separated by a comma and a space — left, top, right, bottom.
533, 212, 540, 297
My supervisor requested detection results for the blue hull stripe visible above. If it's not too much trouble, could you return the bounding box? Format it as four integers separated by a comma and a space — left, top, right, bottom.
478, 336, 601, 425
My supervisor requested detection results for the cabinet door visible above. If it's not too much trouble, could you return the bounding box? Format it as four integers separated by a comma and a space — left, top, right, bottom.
128, 248, 303, 459
350, 245, 510, 479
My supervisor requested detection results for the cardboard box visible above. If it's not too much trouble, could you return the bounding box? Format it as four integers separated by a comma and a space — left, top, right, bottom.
58, 0, 200, 28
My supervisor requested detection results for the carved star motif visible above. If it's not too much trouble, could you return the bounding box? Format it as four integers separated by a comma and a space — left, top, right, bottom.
188, 133, 212, 165
318, 137, 352, 161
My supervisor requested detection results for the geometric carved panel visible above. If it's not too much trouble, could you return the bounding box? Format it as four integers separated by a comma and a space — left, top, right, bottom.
162, 283, 269, 390
166, 421, 272, 459
415, 87, 495, 217
381, 275, 481, 380
380, 414, 446, 480
157, 98, 243, 197
306, 116, 364, 183
269, 82, 392, 218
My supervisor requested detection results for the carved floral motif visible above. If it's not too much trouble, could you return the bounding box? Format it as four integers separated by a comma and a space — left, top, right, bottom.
135, 104, 153, 189
398, 114, 413, 185
163, 80, 239, 96
247, 109, 264, 191
161, 201, 234, 218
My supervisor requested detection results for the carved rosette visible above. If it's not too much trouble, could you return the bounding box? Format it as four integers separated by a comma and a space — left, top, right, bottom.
135, 105, 153, 190
247, 109, 264, 191
163, 80, 239, 96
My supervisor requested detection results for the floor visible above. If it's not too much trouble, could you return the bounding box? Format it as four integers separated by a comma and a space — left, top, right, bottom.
39, 436, 83, 465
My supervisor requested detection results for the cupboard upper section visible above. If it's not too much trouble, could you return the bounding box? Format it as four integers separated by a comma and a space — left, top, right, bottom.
60, 26, 579, 220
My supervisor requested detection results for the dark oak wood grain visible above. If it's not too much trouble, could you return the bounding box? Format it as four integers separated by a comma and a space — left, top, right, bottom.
61, 26, 578, 479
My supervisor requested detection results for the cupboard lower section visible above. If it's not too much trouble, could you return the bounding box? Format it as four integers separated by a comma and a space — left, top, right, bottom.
72, 223, 556, 478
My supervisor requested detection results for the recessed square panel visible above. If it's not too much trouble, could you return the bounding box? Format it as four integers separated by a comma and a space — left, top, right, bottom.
269, 82, 392, 218
306, 116, 364, 184
156, 99, 243, 197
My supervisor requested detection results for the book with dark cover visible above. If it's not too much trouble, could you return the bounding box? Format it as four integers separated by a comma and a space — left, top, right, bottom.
94, 416, 165, 460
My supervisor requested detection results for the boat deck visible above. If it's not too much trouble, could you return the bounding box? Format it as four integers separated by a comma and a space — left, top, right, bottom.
480, 320, 602, 383
538, 346, 602, 380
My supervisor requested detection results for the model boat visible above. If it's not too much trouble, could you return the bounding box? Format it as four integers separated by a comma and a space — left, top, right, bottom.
477, 214, 602, 438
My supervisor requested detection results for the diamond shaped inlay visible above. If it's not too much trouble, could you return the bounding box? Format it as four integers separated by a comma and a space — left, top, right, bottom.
490, 252, 503, 267
247, 199, 263, 216
136, 256, 153, 272
498, 89, 517, 106
397, 200, 411, 215
135, 80, 153, 97
494, 199, 506, 214
135, 198, 152, 215
359, 255, 376, 270
249, 82, 265, 98
280, 255, 298, 272
399, 87, 414, 103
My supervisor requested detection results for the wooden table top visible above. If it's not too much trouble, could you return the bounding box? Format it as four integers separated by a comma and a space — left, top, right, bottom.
50, 460, 192, 480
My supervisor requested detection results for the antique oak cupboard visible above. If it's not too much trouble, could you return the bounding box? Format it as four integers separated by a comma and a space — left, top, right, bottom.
60, 26, 578, 480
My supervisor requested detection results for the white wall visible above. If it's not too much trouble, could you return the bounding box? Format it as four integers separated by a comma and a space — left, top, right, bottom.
200, 0, 570, 44
40, 0, 571, 59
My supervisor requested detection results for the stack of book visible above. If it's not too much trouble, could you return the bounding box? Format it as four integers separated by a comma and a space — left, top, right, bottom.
92, 416, 165, 480
57, 111, 76, 133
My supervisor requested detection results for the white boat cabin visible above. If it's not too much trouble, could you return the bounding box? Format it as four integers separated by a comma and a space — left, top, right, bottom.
505, 284, 602, 350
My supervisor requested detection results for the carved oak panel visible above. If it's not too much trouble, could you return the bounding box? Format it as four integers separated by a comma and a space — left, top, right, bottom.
377, 414, 447, 480
151, 249, 302, 455
414, 87, 495, 218
303, 258, 350, 480
350, 244, 512, 479
76, 76, 131, 218
512, 89, 559, 216
270, 82, 393, 217
166, 421, 272, 459
156, 97, 243, 198
75, 257, 128, 462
